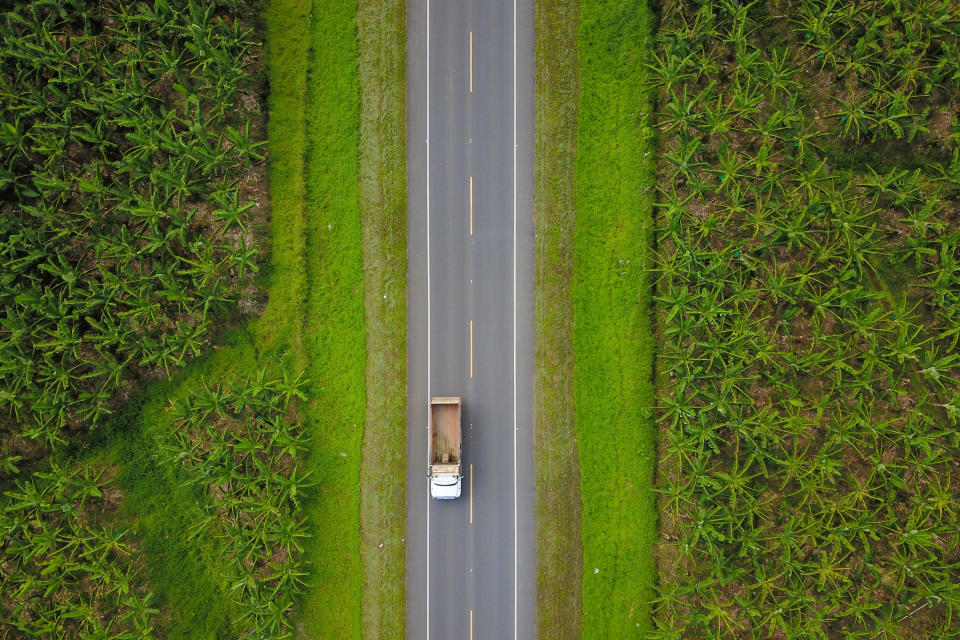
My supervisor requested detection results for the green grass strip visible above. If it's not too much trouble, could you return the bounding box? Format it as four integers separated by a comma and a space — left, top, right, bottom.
293, 0, 366, 636
533, 0, 583, 638
258, 0, 311, 364
356, 0, 408, 637
573, 0, 658, 636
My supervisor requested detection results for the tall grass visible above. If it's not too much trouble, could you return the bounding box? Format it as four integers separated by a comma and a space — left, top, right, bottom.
292, 0, 366, 636
258, 0, 310, 361
573, 0, 658, 637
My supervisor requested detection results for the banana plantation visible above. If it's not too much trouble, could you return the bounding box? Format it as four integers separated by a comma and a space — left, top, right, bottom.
2, 464, 157, 637
3, 0, 960, 637
170, 370, 310, 637
651, 1, 960, 638
1, 0, 271, 636
0, 0, 262, 457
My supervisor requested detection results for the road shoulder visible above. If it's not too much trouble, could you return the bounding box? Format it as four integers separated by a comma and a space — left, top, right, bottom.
533, 0, 583, 638
357, 0, 409, 637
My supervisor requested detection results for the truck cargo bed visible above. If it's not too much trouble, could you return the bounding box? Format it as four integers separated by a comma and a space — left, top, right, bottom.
430, 397, 461, 464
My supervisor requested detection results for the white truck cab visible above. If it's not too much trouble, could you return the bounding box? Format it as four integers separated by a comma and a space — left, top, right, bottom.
429, 397, 463, 500
430, 470, 462, 499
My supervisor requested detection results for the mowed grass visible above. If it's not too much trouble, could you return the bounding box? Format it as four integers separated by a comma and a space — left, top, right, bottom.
356, 0, 408, 637
532, 0, 583, 638
572, 0, 658, 637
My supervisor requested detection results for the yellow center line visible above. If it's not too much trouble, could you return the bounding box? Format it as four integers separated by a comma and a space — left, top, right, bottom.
469, 176, 474, 235
470, 463, 474, 523
470, 609, 474, 640
469, 31, 473, 93
469, 320, 474, 378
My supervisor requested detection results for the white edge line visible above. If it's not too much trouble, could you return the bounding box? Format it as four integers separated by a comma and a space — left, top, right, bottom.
425, 0, 431, 638
512, 0, 519, 638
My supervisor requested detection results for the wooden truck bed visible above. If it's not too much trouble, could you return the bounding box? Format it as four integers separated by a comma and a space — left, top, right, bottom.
430, 397, 461, 464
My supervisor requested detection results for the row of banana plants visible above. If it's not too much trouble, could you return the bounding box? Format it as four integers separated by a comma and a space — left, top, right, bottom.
0, 0, 264, 459
650, 1, 959, 638
169, 369, 311, 639
1, 464, 158, 637
795, 0, 960, 142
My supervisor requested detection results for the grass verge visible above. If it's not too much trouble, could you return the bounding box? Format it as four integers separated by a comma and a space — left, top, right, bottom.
293, 0, 366, 636
356, 0, 409, 637
257, 0, 310, 364
572, 0, 658, 637
533, 0, 583, 638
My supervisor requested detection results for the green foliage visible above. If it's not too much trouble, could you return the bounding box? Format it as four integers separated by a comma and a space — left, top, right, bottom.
794, 0, 959, 142
0, 0, 264, 451
1, 463, 159, 638
101, 330, 265, 639
169, 369, 310, 639
650, 1, 960, 638
0, 1, 393, 637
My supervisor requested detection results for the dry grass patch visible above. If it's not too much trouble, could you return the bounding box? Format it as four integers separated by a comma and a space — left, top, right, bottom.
357, 0, 408, 637
533, 0, 583, 638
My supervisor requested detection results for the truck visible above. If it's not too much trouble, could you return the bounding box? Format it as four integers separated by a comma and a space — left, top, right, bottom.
429, 396, 462, 499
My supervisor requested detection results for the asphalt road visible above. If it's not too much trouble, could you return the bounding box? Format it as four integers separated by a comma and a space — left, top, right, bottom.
406, 0, 535, 637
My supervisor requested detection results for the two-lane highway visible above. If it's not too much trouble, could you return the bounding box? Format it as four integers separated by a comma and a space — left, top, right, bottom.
406, 0, 535, 637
